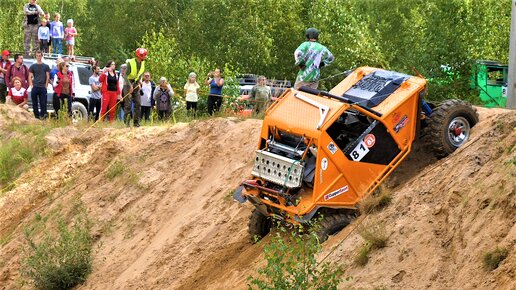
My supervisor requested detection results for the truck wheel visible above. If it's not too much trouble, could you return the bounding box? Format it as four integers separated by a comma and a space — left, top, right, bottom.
71, 102, 88, 123
316, 212, 354, 242
427, 99, 479, 158
248, 209, 272, 242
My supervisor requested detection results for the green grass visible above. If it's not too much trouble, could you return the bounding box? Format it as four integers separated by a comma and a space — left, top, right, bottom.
483, 247, 509, 270
0, 124, 50, 192
105, 160, 125, 180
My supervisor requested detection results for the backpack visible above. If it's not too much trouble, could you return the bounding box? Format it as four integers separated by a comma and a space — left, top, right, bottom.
157, 88, 171, 111
9, 64, 29, 83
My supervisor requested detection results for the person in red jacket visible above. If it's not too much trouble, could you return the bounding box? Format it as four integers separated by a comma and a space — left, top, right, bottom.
0, 50, 12, 103
53, 61, 74, 117
99, 60, 120, 122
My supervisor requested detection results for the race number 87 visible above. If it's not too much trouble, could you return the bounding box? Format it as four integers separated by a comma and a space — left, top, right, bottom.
350, 140, 370, 161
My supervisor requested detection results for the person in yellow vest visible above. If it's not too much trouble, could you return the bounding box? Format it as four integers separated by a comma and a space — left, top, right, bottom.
123, 47, 147, 127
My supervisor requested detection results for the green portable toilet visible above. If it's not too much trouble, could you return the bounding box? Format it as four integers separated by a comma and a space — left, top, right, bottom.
472, 60, 508, 108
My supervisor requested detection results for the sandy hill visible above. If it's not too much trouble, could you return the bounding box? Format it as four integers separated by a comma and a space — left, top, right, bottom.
0, 105, 514, 290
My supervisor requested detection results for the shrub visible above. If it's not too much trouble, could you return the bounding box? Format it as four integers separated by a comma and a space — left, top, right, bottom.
483, 247, 508, 270
248, 226, 343, 290
21, 212, 93, 290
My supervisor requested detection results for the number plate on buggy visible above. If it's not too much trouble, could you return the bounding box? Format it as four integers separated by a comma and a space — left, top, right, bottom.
349, 140, 370, 161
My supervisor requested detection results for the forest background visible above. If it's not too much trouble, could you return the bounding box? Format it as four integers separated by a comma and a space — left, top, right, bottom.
0, 0, 510, 103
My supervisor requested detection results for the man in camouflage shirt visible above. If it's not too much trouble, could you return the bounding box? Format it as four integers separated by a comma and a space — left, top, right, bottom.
294, 28, 334, 90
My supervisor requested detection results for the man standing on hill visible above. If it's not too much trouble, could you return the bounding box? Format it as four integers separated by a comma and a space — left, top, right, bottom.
123, 48, 147, 127
28, 51, 50, 119
294, 27, 334, 90
23, 0, 45, 56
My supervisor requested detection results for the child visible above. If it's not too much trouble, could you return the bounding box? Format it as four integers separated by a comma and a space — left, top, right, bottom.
50, 13, 64, 55
38, 18, 50, 53
153, 77, 175, 121
64, 19, 77, 56
7, 77, 29, 109
184, 72, 200, 117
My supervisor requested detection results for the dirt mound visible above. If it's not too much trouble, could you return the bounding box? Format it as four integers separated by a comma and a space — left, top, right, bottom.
0, 104, 38, 129
0, 106, 514, 290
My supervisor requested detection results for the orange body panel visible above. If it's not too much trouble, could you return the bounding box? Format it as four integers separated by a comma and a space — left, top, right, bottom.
243, 67, 427, 222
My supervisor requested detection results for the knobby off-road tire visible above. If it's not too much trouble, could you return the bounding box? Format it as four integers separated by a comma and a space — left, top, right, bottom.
248, 209, 272, 242
316, 212, 355, 242
426, 99, 479, 158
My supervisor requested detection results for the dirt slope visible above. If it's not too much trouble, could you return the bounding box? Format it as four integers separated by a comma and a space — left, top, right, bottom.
0, 105, 514, 290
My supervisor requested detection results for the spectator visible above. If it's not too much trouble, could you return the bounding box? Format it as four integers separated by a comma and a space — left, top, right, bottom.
204, 68, 224, 115
50, 12, 64, 55
99, 60, 120, 123
64, 19, 77, 56
44, 12, 52, 53
5, 54, 29, 90
293, 27, 334, 90
88, 65, 102, 121
28, 51, 50, 119
23, 0, 45, 56
117, 63, 127, 120
50, 57, 63, 117
140, 72, 155, 122
184, 72, 200, 117
0, 50, 11, 103
7, 77, 29, 109
239, 75, 272, 115
53, 61, 73, 117
38, 18, 50, 53
123, 48, 147, 127
153, 77, 174, 121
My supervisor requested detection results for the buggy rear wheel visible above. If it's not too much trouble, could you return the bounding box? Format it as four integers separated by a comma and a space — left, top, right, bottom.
315, 212, 355, 242
248, 209, 272, 242
426, 99, 479, 158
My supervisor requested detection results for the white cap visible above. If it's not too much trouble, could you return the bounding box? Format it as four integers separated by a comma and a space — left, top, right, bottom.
189, 72, 197, 78
159, 77, 167, 83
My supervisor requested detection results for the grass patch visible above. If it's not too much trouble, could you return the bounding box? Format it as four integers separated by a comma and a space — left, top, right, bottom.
357, 219, 388, 250
359, 186, 392, 214
483, 247, 509, 270
353, 219, 388, 266
0, 124, 50, 191
21, 208, 93, 290
354, 243, 371, 266
106, 160, 125, 180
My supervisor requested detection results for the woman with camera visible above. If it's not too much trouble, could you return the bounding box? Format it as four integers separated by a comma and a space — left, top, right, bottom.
204, 68, 224, 115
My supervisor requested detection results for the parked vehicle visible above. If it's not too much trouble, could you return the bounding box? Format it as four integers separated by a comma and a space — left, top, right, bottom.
471, 60, 508, 108
21, 56, 94, 120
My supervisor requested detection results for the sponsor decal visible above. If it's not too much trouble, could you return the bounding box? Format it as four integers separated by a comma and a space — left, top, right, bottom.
364, 134, 376, 148
321, 158, 328, 170
327, 142, 337, 154
324, 185, 349, 201
392, 112, 401, 124
394, 115, 409, 133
